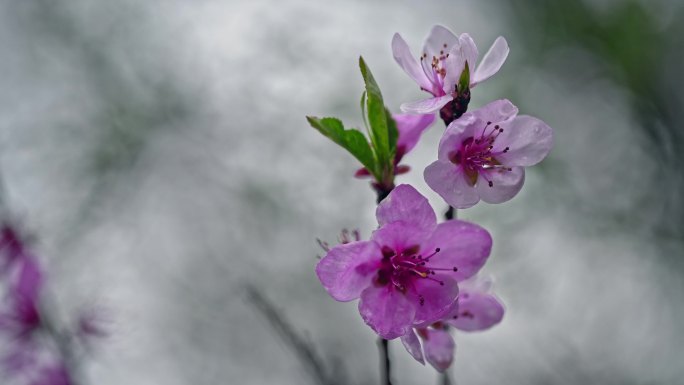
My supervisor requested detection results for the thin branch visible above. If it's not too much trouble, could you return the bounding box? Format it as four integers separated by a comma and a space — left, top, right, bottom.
378, 338, 392, 385
244, 284, 343, 385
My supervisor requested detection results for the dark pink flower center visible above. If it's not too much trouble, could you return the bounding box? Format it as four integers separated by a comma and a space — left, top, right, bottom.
448, 121, 511, 186
374, 245, 458, 302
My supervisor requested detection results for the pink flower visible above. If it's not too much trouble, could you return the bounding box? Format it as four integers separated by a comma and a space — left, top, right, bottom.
355, 113, 435, 178
316, 184, 492, 339
400, 276, 504, 372
392, 25, 509, 115
424, 99, 553, 208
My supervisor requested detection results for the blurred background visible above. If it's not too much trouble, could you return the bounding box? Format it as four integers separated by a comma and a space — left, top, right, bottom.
0, 0, 683, 384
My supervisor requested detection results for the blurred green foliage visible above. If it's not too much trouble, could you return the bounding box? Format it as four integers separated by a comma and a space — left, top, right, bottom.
504, 0, 684, 239
508, 0, 682, 157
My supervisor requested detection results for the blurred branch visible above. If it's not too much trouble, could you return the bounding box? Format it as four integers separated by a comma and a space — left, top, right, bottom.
244, 284, 346, 385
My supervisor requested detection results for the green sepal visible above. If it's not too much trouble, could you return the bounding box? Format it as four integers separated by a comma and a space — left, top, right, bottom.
458, 61, 470, 93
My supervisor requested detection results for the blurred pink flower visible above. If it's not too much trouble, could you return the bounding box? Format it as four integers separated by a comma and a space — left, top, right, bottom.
0, 224, 104, 384
30, 364, 72, 385
392, 25, 509, 115
0, 257, 43, 338
424, 99, 553, 208
316, 184, 492, 339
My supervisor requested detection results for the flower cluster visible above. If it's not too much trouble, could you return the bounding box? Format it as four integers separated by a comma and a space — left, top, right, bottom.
308, 24, 553, 375
0, 225, 106, 385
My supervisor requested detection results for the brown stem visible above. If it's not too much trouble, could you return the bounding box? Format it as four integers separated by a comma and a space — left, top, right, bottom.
378, 338, 393, 385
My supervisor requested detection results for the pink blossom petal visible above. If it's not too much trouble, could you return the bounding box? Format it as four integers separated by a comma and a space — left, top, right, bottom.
437, 114, 478, 161
470, 99, 518, 125
316, 241, 381, 302
472, 36, 509, 86
442, 45, 466, 95
420, 25, 460, 78
359, 285, 415, 339
376, 184, 436, 231
392, 33, 434, 93
458, 33, 479, 74
424, 161, 480, 209
394, 113, 436, 158
448, 291, 504, 332
408, 276, 459, 326
440, 33, 478, 94
421, 220, 492, 281
494, 115, 553, 167
400, 95, 454, 114
371, 222, 431, 255
458, 275, 494, 293
400, 328, 425, 365
476, 167, 525, 204
437, 112, 478, 162
423, 328, 455, 372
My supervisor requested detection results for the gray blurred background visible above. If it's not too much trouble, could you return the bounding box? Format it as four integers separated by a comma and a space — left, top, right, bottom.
1, 0, 683, 384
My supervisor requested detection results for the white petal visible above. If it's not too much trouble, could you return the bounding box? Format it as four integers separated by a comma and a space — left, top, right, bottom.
494, 115, 554, 167
476, 167, 525, 204
400, 95, 453, 114
472, 36, 509, 87
392, 33, 433, 92
458, 33, 479, 74
400, 329, 425, 365
420, 25, 460, 77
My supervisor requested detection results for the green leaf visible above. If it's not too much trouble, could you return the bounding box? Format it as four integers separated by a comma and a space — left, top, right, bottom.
360, 91, 368, 130
359, 57, 390, 168
306, 116, 378, 178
